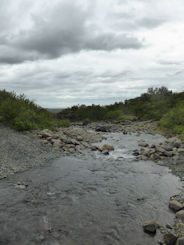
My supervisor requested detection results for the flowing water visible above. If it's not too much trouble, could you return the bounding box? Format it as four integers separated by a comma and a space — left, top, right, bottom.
0, 132, 182, 245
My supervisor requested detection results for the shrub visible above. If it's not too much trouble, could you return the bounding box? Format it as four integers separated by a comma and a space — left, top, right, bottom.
104, 110, 122, 120
0, 90, 70, 131
159, 102, 184, 134
57, 119, 71, 128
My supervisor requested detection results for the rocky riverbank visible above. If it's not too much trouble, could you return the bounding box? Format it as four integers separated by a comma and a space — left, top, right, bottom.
1, 120, 184, 245
0, 124, 62, 179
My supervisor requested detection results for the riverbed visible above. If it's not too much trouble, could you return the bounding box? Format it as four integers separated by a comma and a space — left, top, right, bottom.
0, 131, 182, 245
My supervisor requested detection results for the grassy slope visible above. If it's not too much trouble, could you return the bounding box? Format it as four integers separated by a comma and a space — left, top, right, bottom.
0, 90, 70, 131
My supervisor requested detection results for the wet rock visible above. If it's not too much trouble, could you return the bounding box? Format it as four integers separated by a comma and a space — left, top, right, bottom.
14, 182, 28, 189
82, 142, 91, 148
70, 139, 80, 145
176, 210, 184, 221
156, 146, 165, 154
51, 139, 61, 145
164, 145, 173, 152
163, 233, 177, 245
40, 129, 52, 138
42, 139, 49, 144
178, 148, 184, 153
133, 149, 139, 156
177, 237, 184, 245
138, 141, 149, 147
91, 145, 99, 151
68, 148, 75, 154
102, 150, 109, 155
166, 224, 173, 229
158, 239, 164, 245
77, 135, 83, 141
143, 221, 158, 234
95, 125, 111, 132
101, 144, 114, 151
173, 141, 182, 148
169, 199, 184, 212
137, 197, 145, 201
164, 151, 174, 157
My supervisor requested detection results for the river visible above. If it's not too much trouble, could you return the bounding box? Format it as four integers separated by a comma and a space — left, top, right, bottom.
0, 131, 182, 245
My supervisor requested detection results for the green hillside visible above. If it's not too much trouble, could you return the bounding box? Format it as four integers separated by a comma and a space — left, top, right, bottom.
0, 90, 70, 131
57, 87, 184, 134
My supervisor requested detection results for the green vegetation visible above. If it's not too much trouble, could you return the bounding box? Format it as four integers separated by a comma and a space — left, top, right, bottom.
57, 87, 184, 135
0, 90, 71, 131
1, 87, 184, 135
159, 102, 184, 134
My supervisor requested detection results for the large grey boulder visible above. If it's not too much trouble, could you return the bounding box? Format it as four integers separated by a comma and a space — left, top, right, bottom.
143, 221, 158, 234
169, 199, 184, 212
164, 233, 177, 245
138, 140, 149, 147
176, 210, 184, 221
95, 125, 111, 132
40, 129, 52, 138
177, 237, 184, 245
101, 144, 114, 151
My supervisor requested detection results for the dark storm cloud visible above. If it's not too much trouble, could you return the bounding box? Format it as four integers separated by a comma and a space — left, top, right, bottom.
0, 1, 143, 64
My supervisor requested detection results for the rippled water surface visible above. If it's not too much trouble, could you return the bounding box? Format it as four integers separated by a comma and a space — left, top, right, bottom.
0, 132, 182, 245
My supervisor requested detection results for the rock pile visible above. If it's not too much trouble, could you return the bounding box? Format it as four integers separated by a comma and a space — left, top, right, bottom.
35, 128, 105, 154
34, 127, 115, 155
133, 137, 184, 162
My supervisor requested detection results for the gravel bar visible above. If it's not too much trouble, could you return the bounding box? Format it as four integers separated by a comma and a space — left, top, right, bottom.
0, 124, 61, 179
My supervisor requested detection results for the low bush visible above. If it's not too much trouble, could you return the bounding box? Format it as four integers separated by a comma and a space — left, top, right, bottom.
159, 101, 184, 134
0, 90, 71, 131
57, 119, 71, 128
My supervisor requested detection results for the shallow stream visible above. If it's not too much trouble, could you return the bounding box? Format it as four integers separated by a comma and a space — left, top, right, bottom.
0, 132, 182, 245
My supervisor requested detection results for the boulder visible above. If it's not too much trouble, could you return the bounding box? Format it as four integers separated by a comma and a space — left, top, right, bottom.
102, 150, 109, 155
169, 199, 184, 212
176, 210, 184, 221
77, 135, 83, 141
40, 129, 52, 138
91, 145, 99, 151
155, 146, 165, 154
132, 149, 139, 156
164, 233, 177, 245
82, 142, 91, 148
95, 126, 111, 132
163, 151, 173, 157
101, 144, 114, 151
178, 148, 184, 153
173, 141, 182, 148
138, 141, 149, 147
52, 139, 61, 149
70, 139, 80, 145
164, 145, 173, 151
143, 221, 158, 234
177, 237, 184, 245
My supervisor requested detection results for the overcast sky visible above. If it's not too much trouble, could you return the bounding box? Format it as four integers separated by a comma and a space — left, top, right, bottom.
0, 0, 184, 108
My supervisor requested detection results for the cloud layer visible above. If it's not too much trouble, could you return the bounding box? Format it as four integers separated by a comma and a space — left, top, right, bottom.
0, 0, 184, 107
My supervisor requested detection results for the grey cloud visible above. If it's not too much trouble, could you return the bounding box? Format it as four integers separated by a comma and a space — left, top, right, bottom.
0, 45, 40, 64
158, 60, 183, 66
85, 33, 143, 50
0, 1, 143, 64
137, 17, 166, 28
